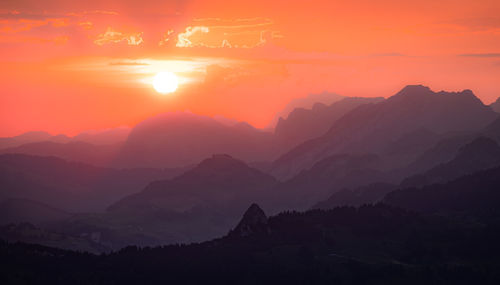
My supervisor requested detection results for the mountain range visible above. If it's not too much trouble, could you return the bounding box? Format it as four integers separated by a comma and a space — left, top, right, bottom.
1, 84, 500, 254
271, 85, 497, 180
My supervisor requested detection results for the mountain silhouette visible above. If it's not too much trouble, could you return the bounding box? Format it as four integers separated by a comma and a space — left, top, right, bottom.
228, 203, 269, 238
6, 201, 500, 284
71, 127, 131, 145
384, 164, 500, 214
113, 112, 276, 168
271, 85, 497, 180
0, 131, 70, 150
59, 155, 281, 247
314, 137, 500, 210
0, 127, 130, 152
490, 97, 500, 113
273, 153, 384, 210
401, 137, 500, 188
0, 223, 107, 254
267, 91, 344, 128
274, 97, 384, 149
109, 154, 277, 213
312, 183, 397, 209
0, 141, 122, 167
0, 154, 185, 212
0, 198, 72, 226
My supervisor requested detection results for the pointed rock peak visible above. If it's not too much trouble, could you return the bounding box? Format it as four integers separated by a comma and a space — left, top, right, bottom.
395, 85, 434, 97
242, 203, 267, 223
230, 203, 269, 238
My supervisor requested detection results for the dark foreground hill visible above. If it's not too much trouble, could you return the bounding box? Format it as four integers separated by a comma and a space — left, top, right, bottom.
2, 203, 500, 284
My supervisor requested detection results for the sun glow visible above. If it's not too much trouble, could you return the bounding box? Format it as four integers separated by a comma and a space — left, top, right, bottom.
153, 71, 179, 94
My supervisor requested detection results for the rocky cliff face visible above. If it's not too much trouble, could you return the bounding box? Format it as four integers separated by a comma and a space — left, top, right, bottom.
229, 204, 269, 238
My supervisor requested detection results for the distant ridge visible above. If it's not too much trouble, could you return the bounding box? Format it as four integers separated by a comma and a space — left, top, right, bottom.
271, 85, 497, 180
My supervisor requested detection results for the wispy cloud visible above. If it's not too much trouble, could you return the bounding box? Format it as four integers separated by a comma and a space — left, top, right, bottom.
175, 18, 281, 48
94, 27, 143, 46
459, 53, 500, 57
370, 52, 407, 57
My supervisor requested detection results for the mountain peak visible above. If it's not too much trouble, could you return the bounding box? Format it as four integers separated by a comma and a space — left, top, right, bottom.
395, 85, 434, 97
196, 154, 247, 170
229, 203, 269, 238
491, 97, 500, 113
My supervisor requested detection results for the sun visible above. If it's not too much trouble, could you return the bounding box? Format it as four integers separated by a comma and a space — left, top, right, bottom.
153, 71, 179, 94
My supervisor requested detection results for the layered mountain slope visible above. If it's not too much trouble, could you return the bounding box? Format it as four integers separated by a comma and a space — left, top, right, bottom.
0, 131, 70, 150
315, 137, 500, 210
490, 97, 500, 113
274, 97, 384, 149
113, 112, 276, 168
0, 154, 184, 212
59, 155, 280, 247
0, 198, 72, 226
0, 141, 122, 167
384, 165, 500, 214
109, 154, 277, 213
273, 153, 385, 211
5, 202, 500, 284
268, 91, 344, 128
272, 85, 497, 180
401, 137, 500, 188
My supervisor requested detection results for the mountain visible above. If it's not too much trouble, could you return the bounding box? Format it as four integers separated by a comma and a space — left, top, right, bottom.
4, 203, 500, 284
57, 155, 279, 247
401, 137, 500, 188
397, 134, 476, 178
228, 203, 269, 238
267, 91, 344, 128
314, 137, 500, 210
0, 223, 107, 254
274, 97, 384, 149
71, 127, 131, 145
384, 165, 500, 214
0, 131, 70, 150
273, 153, 385, 210
312, 183, 397, 209
109, 154, 277, 213
0, 154, 185, 212
483, 116, 500, 143
491, 97, 500, 113
0, 127, 130, 152
113, 112, 276, 168
0, 198, 72, 226
0, 141, 122, 167
271, 85, 498, 180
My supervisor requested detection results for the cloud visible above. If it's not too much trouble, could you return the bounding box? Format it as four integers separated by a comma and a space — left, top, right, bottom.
447, 17, 500, 31
175, 18, 281, 48
0, 17, 70, 33
109, 61, 149, 66
158, 29, 175, 46
94, 27, 143, 46
371, 52, 407, 57
459, 53, 500, 58
0, 9, 120, 45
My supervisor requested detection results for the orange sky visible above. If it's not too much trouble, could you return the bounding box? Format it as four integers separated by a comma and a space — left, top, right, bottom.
1, 0, 500, 136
